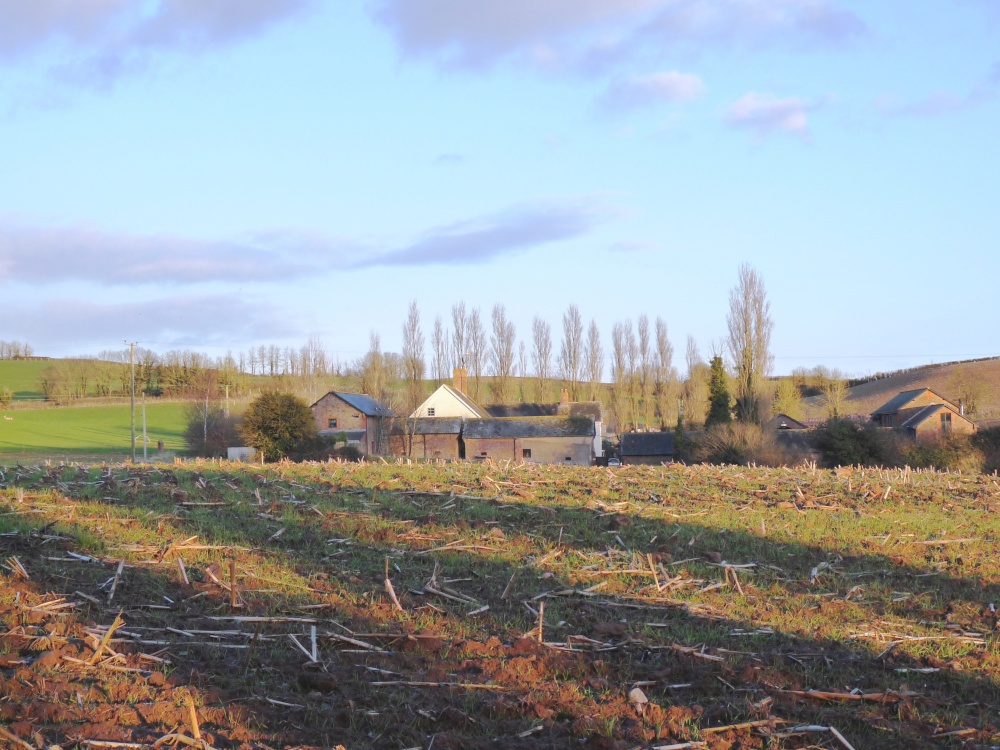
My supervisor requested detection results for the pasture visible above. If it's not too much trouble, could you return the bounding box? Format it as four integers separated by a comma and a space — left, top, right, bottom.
0, 459, 997, 749
0, 403, 188, 457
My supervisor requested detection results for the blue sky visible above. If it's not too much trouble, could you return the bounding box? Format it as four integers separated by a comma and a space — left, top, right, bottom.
1, 0, 997, 376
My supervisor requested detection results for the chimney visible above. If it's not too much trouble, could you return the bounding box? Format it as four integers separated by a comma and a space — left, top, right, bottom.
959, 399, 965, 417
453, 368, 468, 394
560, 388, 570, 405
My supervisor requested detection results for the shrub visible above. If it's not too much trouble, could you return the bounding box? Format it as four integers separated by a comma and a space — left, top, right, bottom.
971, 427, 1000, 473
0, 386, 11, 407
813, 419, 896, 468
694, 423, 802, 466
900, 436, 984, 474
239, 392, 317, 462
183, 403, 241, 458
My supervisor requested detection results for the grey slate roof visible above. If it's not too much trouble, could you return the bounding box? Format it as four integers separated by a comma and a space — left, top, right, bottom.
324, 391, 395, 417
400, 418, 464, 435
463, 416, 595, 439
557, 401, 604, 421
898, 404, 945, 429
620, 431, 675, 457
871, 388, 959, 417
485, 403, 557, 417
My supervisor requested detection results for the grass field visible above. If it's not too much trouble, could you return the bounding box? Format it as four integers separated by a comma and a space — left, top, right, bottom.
0, 402, 188, 456
0, 459, 997, 749
0, 359, 50, 400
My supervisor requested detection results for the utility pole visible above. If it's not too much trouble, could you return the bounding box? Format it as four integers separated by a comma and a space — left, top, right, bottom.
129, 341, 136, 463
142, 392, 148, 461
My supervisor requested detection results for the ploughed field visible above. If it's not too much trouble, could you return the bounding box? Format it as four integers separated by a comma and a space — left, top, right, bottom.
0, 459, 998, 750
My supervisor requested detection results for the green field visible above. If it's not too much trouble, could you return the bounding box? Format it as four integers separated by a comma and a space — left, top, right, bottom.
0, 359, 50, 400
0, 402, 188, 456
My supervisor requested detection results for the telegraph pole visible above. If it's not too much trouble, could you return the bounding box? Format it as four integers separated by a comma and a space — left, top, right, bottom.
129, 342, 136, 463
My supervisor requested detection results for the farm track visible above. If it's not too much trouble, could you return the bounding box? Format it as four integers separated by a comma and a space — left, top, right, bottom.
0, 459, 999, 749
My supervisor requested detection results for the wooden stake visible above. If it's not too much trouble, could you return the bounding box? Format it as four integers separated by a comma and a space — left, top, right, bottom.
187, 697, 201, 741
537, 601, 544, 643
177, 557, 189, 586
229, 561, 238, 610
501, 568, 520, 600
107, 560, 125, 604
828, 726, 857, 750
89, 611, 124, 665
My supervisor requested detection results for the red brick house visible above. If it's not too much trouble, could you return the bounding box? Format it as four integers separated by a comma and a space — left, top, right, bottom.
310, 391, 395, 455
871, 388, 975, 441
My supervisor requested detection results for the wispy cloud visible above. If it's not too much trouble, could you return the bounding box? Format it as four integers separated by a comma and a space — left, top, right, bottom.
0, 0, 314, 88
6, 294, 295, 352
0, 221, 339, 285
0, 198, 614, 285
354, 199, 614, 268
597, 71, 704, 112
610, 239, 661, 253
726, 92, 813, 139
373, 0, 865, 73
877, 68, 1000, 118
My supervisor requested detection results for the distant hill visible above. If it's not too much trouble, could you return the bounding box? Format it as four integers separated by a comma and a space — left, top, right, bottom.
804, 358, 1000, 425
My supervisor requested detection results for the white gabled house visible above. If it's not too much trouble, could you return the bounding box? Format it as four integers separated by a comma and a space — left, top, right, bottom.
409, 369, 490, 419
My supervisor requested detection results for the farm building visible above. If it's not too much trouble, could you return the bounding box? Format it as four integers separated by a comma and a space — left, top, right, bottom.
871, 388, 975, 440
620, 432, 675, 465
764, 413, 809, 431
410, 369, 490, 419
310, 391, 395, 455
391, 418, 464, 460
462, 417, 596, 466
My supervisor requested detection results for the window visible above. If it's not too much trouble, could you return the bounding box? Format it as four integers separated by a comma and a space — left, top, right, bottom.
328, 418, 338, 429
522, 448, 532, 459
941, 412, 952, 434
427, 407, 436, 417
565, 456, 572, 462
481, 451, 488, 456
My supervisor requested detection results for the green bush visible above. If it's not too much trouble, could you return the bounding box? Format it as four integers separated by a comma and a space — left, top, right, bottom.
239, 392, 317, 462
900, 436, 983, 474
0, 385, 11, 407
813, 419, 895, 468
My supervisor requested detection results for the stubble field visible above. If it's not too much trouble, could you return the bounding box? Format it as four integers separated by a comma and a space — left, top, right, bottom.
1, 458, 998, 750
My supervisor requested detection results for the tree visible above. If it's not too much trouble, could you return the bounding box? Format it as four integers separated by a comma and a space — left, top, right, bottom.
683, 335, 708, 427
653, 317, 675, 429
431, 315, 449, 384
531, 316, 553, 401
726, 264, 774, 423
184, 403, 240, 458
584, 320, 603, 401
772, 378, 803, 420
637, 315, 653, 428
822, 368, 848, 419
360, 332, 386, 401
489, 303, 516, 404
559, 304, 584, 400
705, 355, 732, 427
467, 307, 487, 401
239, 392, 317, 461
610, 321, 634, 433
451, 302, 468, 368
401, 300, 426, 414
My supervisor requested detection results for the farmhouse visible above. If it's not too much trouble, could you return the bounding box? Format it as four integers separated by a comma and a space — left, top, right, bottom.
310, 391, 395, 455
620, 431, 675, 465
409, 369, 490, 419
462, 417, 596, 466
871, 388, 976, 440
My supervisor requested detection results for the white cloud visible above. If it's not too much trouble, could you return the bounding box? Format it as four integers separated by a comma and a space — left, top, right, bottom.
726, 92, 812, 138
0, 0, 314, 88
598, 71, 704, 112
373, 0, 865, 72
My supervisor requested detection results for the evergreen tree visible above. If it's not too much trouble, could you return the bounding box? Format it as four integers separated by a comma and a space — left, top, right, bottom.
705, 355, 732, 427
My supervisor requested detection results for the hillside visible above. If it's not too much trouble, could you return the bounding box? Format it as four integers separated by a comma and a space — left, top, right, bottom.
805, 358, 1000, 424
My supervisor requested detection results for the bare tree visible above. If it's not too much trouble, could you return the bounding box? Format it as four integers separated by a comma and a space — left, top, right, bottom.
451, 302, 469, 368
624, 321, 640, 429
822, 368, 848, 419
360, 332, 386, 401
431, 315, 449, 384
637, 315, 653, 428
531, 316, 553, 402
559, 304, 584, 400
467, 307, 487, 401
773, 377, 803, 420
653, 317, 675, 428
610, 321, 631, 433
726, 264, 774, 423
517, 341, 528, 403
584, 320, 603, 401
489, 303, 516, 404
402, 300, 426, 413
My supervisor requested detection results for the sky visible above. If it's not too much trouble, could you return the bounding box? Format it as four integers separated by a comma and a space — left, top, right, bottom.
1, 0, 998, 377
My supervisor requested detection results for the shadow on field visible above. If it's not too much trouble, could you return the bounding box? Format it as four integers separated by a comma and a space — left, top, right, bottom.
0, 461, 997, 749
